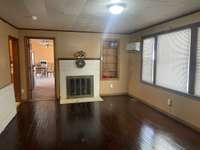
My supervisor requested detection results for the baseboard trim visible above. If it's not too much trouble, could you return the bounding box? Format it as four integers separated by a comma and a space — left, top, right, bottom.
128, 93, 200, 133
100, 92, 128, 97
0, 110, 16, 134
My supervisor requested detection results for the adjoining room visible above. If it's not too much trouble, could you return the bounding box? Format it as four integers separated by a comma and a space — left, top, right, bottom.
28, 38, 55, 101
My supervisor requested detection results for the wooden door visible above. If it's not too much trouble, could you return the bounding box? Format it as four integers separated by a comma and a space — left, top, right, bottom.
8, 36, 21, 102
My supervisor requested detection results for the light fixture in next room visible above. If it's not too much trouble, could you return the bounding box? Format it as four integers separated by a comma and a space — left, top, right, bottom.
32, 16, 38, 20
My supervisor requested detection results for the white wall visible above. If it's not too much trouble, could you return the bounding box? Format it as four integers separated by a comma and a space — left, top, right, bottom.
0, 84, 17, 133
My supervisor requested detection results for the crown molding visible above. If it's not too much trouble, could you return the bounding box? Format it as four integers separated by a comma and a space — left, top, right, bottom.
0, 17, 129, 35
0, 17, 18, 29
18, 27, 129, 35
129, 9, 200, 34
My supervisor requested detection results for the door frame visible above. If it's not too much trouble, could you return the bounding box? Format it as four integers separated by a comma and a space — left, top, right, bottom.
24, 37, 57, 100
8, 36, 21, 102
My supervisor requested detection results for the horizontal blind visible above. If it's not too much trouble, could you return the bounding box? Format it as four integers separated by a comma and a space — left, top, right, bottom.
195, 28, 200, 96
156, 29, 191, 93
142, 37, 155, 83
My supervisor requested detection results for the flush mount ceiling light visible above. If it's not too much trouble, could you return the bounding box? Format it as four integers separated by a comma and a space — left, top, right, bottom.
32, 16, 38, 20
108, 3, 126, 15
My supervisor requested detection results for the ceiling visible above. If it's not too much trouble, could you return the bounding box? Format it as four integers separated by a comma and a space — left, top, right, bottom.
0, 0, 200, 33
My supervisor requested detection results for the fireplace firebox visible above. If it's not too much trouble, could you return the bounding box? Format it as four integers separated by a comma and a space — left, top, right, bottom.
66, 75, 94, 98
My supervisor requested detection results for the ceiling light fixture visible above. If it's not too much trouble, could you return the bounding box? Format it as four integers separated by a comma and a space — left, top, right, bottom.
108, 3, 125, 15
111, 0, 121, 3
32, 16, 38, 20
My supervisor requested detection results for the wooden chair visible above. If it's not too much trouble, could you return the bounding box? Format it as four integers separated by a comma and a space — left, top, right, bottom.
47, 63, 54, 77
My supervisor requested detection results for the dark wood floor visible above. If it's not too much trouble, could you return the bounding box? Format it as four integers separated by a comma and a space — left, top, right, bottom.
0, 96, 200, 150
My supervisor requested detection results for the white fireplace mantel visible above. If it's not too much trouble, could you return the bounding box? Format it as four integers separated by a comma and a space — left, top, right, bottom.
59, 59, 103, 104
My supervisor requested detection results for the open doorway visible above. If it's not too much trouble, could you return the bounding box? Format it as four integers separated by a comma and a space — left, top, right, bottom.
8, 36, 21, 102
27, 38, 56, 101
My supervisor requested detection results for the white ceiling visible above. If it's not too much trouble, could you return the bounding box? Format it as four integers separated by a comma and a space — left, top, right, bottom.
0, 0, 200, 33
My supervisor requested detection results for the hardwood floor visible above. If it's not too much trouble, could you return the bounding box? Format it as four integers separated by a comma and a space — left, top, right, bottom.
0, 95, 200, 150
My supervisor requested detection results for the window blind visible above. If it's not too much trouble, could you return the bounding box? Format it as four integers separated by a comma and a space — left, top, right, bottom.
142, 37, 155, 83
156, 29, 191, 93
195, 28, 200, 96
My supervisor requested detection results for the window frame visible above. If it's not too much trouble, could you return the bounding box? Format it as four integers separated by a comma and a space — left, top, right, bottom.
140, 22, 200, 101
101, 38, 120, 80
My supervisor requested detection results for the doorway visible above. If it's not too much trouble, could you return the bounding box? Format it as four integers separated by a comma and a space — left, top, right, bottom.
26, 38, 56, 101
8, 36, 21, 102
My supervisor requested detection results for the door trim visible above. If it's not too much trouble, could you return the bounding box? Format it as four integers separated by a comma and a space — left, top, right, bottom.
8, 36, 21, 102
24, 37, 57, 100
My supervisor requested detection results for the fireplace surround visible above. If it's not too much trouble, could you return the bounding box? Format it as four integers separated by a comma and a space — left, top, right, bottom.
59, 59, 103, 104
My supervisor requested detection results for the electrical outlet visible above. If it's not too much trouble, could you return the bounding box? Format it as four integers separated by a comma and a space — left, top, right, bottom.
110, 84, 113, 88
167, 98, 172, 107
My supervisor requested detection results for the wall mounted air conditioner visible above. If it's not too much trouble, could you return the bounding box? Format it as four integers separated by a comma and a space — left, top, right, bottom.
126, 42, 140, 52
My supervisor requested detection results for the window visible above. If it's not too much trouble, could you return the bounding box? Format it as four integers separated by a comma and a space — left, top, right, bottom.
101, 39, 119, 79
156, 29, 191, 93
195, 28, 200, 96
142, 37, 155, 83
141, 24, 200, 99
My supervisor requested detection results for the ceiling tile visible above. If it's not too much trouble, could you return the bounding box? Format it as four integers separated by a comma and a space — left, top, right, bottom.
0, 0, 199, 33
